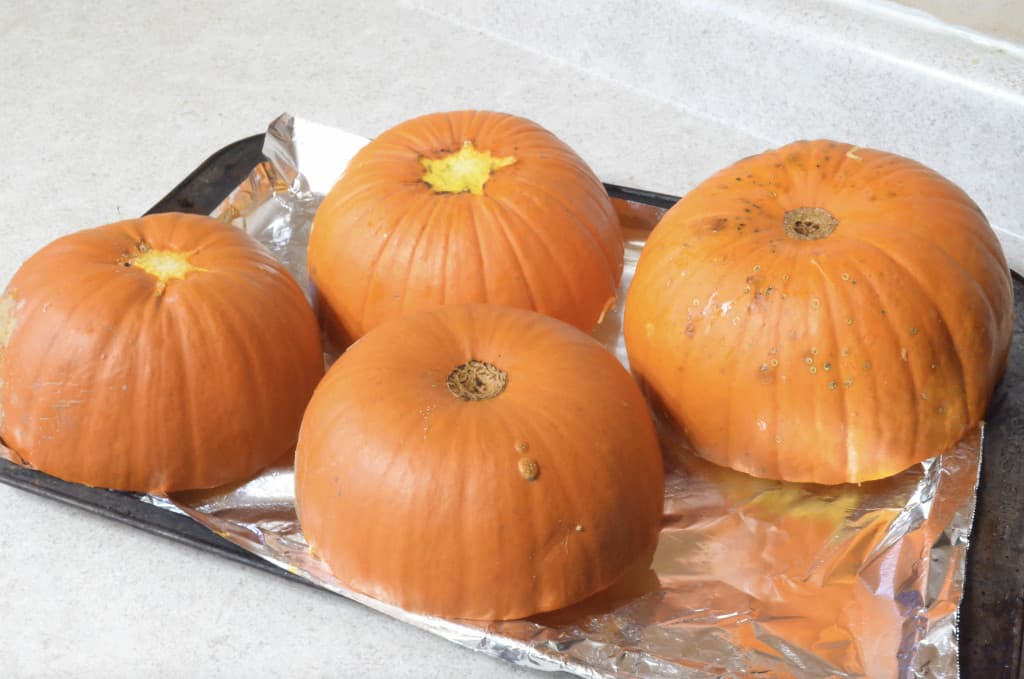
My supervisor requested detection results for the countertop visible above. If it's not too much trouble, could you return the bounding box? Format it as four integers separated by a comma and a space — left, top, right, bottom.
2, 2, 1022, 677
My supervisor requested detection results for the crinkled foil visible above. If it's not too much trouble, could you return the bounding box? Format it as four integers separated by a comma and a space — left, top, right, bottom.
23, 114, 984, 678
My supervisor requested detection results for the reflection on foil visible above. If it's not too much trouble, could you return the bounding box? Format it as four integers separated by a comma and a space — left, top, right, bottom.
4, 113, 977, 678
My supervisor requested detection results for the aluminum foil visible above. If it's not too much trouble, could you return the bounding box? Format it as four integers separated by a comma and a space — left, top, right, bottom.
11, 114, 982, 678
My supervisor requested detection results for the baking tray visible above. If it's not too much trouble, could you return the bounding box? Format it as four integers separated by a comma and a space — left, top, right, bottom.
1, 135, 1021, 678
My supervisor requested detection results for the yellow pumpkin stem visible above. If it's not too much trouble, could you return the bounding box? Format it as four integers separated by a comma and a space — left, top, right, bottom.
129, 247, 205, 296
420, 141, 516, 196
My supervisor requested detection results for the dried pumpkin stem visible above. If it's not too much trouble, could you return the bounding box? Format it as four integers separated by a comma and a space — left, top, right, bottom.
446, 359, 508, 401
128, 245, 205, 297
420, 141, 516, 195
783, 207, 838, 240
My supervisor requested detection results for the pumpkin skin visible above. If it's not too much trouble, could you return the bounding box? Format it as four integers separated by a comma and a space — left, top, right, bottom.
308, 110, 624, 351
295, 304, 664, 620
624, 140, 1013, 485
0, 212, 324, 493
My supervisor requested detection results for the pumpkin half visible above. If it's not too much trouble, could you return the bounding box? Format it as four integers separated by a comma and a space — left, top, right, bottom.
295, 304, 664, 620
308, 110, 624, 351
624, 140, 1013, 484
0, 212, 324, 492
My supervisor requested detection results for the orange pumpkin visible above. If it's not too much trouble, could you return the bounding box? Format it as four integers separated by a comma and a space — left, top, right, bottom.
308, 110, 623, 351
0, 212, 324, 492
295, 304, 664, 620
624, 140, 1013, 484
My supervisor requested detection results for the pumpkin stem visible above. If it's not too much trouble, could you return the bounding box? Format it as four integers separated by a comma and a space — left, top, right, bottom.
420, 141, 516, 196
783, 207, 838, 240
128, 247, 205, 296
446, 359, 508, 401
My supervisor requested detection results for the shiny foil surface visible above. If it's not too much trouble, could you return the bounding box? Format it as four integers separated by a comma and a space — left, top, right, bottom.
12, 114, 981, 678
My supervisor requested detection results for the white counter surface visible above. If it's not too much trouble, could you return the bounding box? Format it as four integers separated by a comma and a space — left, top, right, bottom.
2, 2, 1021, 677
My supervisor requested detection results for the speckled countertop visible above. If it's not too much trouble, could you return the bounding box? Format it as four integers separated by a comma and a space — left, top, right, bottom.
1, 2, 1021, 677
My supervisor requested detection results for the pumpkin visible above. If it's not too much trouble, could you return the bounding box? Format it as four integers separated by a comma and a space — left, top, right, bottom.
624, 140, 1013, 484
307, 110, 623, 351
0, 212, 324, 492
294, 304, 664, 620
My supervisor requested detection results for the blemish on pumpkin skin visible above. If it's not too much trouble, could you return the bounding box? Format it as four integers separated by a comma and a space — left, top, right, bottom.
810, 298, 821, 310
709, 217, 729, 232
518, 457, 539, 481
515, 441, 529, 454
0, 293, 21, 348
901, 348, 909, 362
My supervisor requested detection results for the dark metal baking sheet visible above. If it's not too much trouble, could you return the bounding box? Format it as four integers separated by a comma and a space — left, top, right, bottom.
1, 135, 1021, 678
